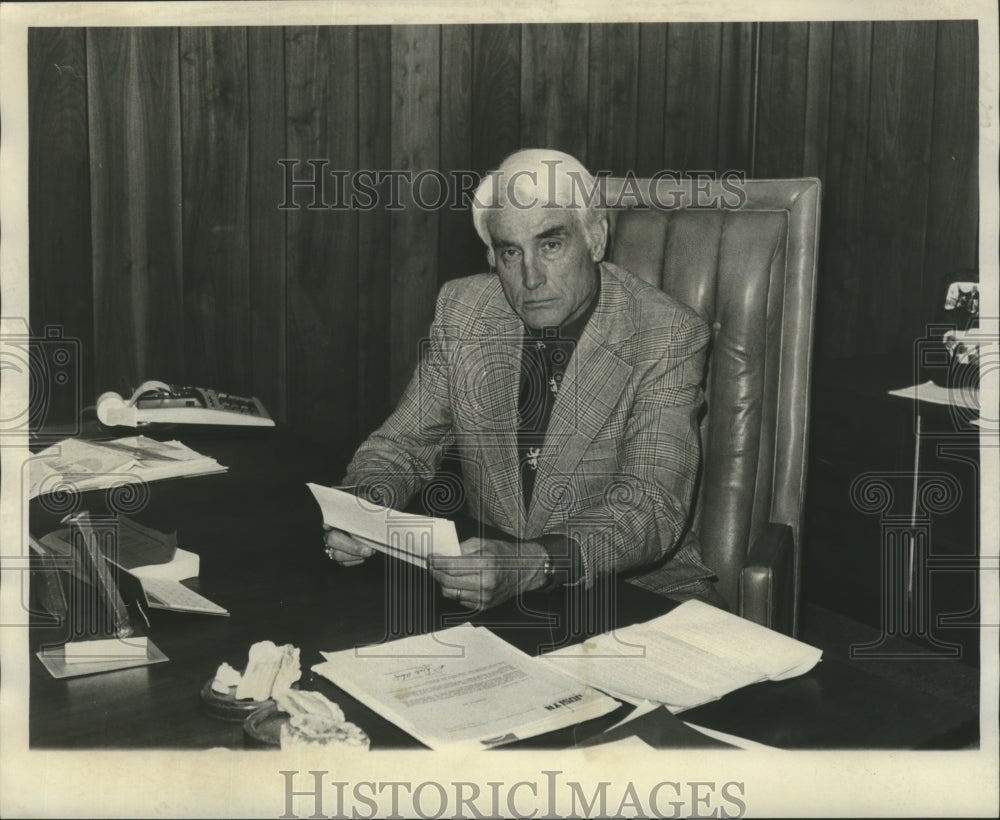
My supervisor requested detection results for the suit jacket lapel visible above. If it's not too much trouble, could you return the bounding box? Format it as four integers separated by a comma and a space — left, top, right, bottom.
525, 267, 635, 535
456, 283, 525, 534
476, 325, 526, 532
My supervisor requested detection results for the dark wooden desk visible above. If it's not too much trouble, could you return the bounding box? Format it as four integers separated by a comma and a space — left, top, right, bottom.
28, 430, 979, 750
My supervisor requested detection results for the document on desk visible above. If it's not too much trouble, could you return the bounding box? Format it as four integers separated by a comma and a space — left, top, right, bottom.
542, 600, 822, 711
307, 482, 461, 567
888, 380, 980, 409
312, 625, 620, 750
29, 436, 227, 499
139, 577, 229, 616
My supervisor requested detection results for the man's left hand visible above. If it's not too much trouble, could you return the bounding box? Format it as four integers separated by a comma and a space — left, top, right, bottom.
429, 538, 548, 609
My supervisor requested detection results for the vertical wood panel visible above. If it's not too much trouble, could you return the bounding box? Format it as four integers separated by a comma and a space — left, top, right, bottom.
87, 28, 183, 393
30, 22, 979, 442
923, 20, 979, 323
664, 23, 723, 170
815, 21, 872, 361
439, 25, 480, 285
180, 27, 251, 392
802, 22, 833, 180
717, 22, 754, 173
471, 24, 521, 174
28, 28, 94, 424
356, 26, 393, 437
754, 22, 810, 177
285, 26, 359, 454
467, 24, 522, 291
635, 23, 667, 176
588, 23, 639, 174
863, 21, 937, 352
390, 26, 440, 400
520, 24, 589, 160
248, 27, 287, 422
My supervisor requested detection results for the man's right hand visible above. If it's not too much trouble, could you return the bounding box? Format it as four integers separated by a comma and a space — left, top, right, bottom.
323, 526, 376, 566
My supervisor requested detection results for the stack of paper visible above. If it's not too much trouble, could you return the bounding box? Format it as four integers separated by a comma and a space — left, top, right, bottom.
62, 631, 150, 663
138, 577, 228, 616
542, 600, 822, 711
29, 436, 227, 499
313, 625, 620, 750
101, 517, 227, 616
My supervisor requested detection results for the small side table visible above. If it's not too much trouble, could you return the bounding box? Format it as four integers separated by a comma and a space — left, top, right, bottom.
848, 380, 982, 659
887, 380, 980, 595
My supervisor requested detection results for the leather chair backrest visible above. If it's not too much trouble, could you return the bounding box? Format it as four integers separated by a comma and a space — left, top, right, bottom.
604, 177, 821, 611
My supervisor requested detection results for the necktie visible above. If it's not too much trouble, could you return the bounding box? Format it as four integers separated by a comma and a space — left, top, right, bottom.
517, 332, 572, 510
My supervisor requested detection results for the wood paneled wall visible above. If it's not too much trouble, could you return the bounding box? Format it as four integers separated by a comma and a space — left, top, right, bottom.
28, 21, 979, 459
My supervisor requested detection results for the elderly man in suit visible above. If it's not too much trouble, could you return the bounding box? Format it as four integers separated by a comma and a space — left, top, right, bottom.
325, 149, 720, 609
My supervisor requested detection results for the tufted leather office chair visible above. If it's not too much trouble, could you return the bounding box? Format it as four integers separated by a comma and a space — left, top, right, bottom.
604, 177, 821, 636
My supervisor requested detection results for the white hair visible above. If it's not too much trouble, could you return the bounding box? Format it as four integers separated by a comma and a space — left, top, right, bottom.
470, 149, 604, 248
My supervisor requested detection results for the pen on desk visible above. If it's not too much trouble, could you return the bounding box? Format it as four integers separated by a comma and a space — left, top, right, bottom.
96, 440, 184, 462
134, 598, 151, 629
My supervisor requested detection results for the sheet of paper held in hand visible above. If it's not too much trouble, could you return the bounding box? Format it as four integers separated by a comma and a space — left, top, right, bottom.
306, 483, 461, 567
312, 624, 620, 750
542, 600, 822, 711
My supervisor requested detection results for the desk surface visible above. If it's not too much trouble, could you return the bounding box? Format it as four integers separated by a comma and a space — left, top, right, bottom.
28, 430, 980, 750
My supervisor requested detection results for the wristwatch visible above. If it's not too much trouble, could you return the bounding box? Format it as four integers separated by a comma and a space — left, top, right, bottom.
535, 534, 584, 592
539, 552, 560, 593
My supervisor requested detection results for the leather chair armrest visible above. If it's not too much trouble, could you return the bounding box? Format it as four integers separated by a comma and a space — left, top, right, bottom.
738, 523, 795, 635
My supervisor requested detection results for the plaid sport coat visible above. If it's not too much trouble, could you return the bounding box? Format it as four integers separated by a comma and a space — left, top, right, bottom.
344, 262, 715, 590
